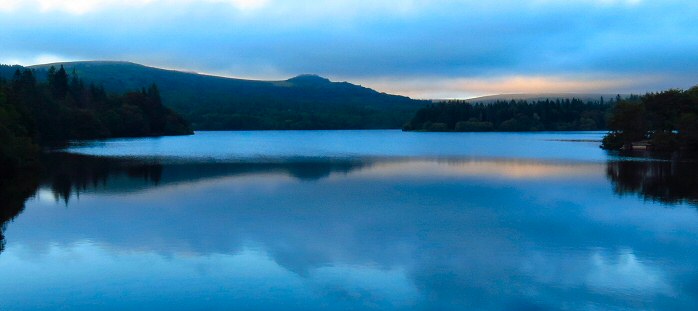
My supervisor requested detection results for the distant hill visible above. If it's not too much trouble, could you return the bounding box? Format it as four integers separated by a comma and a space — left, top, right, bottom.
435, 93, 632, 104
25, 61, 428, 130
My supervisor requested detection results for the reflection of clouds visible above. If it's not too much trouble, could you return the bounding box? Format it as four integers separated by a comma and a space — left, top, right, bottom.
1, 242, 418, 310
40, 156, 605, 204
34, 189, 57, 203
523, 249, 673, 296
105, 173, 295, 201
3, 159, 698, 310
352, 160, 602, 180
309, 265, 419, 309
587, 250, 672, 295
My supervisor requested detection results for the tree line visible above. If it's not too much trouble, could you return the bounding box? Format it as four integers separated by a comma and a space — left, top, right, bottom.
403, 98, 614, 132
0, 65, 192, 184
601, 87, 698, 151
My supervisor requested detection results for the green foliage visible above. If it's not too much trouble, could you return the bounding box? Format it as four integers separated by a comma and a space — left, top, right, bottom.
426, 122, 448, 131
601, 132, 624, 150
677, 113, 698, 149
403, 98, 611, 132
48, 65, 69, 99
602, 88, 698, 151
0, 76, 39, 181
455, 120, 494, 132
650, 131, 679, 151
0, 65, 192, 188
0, 66, 192, 144
606, 100, 647, 148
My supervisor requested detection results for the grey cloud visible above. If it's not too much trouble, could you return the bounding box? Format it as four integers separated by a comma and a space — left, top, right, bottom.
1, 0, 697, 94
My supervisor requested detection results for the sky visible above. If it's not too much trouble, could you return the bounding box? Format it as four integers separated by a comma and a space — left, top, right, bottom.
0, 0, 697, 98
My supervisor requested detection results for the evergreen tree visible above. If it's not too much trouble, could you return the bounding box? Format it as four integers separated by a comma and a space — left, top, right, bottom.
50, 65, 69, 99
602, 87, 698, 151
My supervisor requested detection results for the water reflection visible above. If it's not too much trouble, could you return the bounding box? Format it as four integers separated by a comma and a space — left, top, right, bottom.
41, 153, 369, 203
1, 153, 369, 256
41, 153, 164, 204
32, 153, 608, 205
0, 172, 37, 253
607, 158, 698, 206
1, 152, 698, 310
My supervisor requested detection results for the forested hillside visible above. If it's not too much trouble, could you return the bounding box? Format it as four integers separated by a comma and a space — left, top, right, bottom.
403, 98, 614, 132
29, 61, 428, 130
0, 65, 192, 185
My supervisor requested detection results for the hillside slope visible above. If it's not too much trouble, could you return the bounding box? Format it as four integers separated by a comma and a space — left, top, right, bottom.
27, 61, 427, 130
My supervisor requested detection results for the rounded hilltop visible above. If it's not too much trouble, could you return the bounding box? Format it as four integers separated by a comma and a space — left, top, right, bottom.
287, 74, 332, 85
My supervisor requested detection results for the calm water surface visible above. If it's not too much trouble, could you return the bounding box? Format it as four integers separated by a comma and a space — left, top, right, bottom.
1, 130, 697, 310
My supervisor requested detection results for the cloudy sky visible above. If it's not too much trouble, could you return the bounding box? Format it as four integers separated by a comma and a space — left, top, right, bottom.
1, 0, 697, 98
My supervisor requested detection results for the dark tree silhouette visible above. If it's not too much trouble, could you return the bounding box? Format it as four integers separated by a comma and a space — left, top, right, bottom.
49, 65, 69, 99
403, 98, 612, 132
602, 87, 698, 151
0, 64, 192, 186
607, 158, 698, 206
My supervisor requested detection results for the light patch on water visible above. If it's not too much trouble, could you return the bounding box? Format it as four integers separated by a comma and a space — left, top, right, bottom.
586, 250, 673, 296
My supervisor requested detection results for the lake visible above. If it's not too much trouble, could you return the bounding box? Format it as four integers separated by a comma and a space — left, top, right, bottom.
1, 130, 697, 310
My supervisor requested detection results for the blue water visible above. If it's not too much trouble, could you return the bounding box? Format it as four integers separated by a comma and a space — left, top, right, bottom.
66, 130, 609, 162
1, 131, 697, 310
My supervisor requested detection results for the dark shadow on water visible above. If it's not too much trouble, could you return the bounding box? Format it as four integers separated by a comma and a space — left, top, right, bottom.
606, 152, 698, 206
0, 152, 369, 254
0, 171, 38, 254
42, 153, 165, 204
40, 153, 370, 203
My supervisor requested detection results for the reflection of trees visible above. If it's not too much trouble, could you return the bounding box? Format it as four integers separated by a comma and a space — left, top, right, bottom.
41, 153, 163, 204
606, 159, 698, 205
41, 153, 368, 203
0, 152, 368, 254
21, 153, 373, 205
0, 171, 38, 254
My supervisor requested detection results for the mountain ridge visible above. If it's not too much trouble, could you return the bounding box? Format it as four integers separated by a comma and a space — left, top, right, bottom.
28, 61, 373, 89
21, 61, 427, 130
